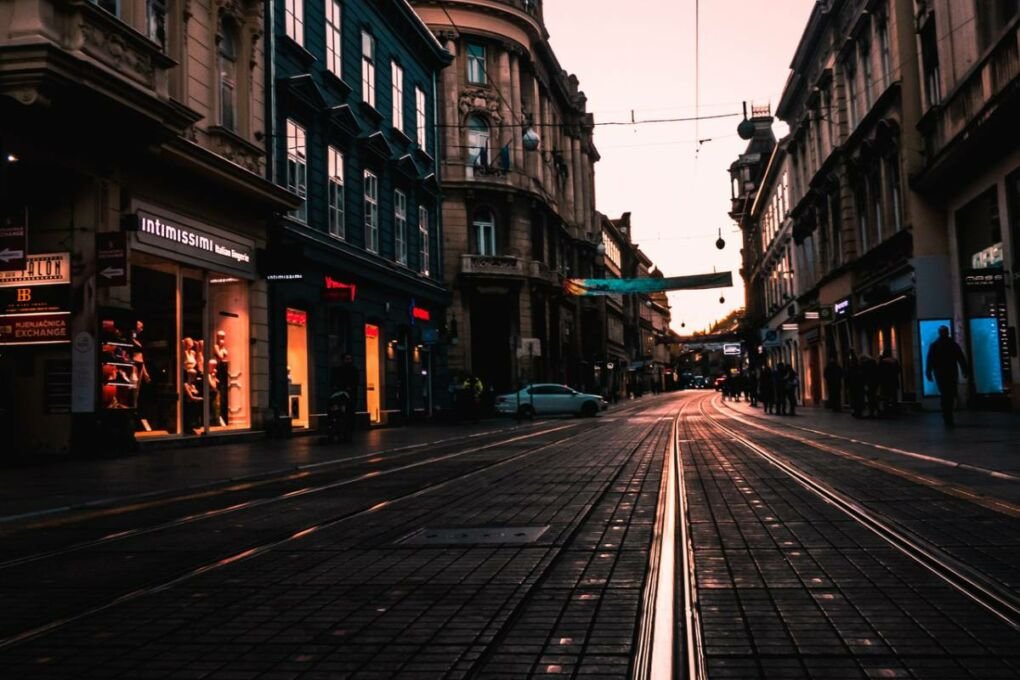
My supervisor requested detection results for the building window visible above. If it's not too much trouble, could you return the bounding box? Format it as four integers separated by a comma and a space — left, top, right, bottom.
326, 0, 342, 77
394, 189, 407, 265
285, 0, 303, 45
466, 43, 486, 84
147, 0, 167, 49
856, 181, 870, 254
328, 147, 345, 239
415, 87, 427, 147
466, 115, 489, 174
887, 154, 903, 232
418, 205, 430, 275
364, 170, 378, 253
91, 0, 119, 16
869, 167, 883, 243
877, 11, 891, 90
286, 120, 307, 222
474, 209, 496, 255
920, 18, 941, 107
858, 33, 873, 110
362, 31, 376, 107
845, 54, 858, 130
218, 18, 238, 131
976, 0, 1019, 53
391, 62, 404, 130
822, 86, 835, 147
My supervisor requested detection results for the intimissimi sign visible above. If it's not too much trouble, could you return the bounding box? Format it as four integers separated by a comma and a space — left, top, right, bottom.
134, 209, 256, 277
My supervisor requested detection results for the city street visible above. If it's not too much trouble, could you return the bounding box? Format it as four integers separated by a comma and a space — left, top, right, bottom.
1, 393, 1017, 679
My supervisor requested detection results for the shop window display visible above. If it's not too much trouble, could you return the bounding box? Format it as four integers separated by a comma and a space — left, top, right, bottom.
129, 253, 250, 437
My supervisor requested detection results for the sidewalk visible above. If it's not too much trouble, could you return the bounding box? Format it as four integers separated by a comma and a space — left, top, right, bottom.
0, 418, 541, 521
717, 395, 1020, 505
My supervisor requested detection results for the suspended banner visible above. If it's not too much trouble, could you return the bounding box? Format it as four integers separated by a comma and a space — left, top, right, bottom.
563, 271, 732, 296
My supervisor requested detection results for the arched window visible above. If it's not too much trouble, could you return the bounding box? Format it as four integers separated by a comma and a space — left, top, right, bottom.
473, 208, 496, 256
218, 17, 238, 131
466, 115, 490, 173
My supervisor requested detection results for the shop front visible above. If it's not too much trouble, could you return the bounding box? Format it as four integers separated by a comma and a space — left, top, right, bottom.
266, 236, 447, 432
118, 205, 258, 439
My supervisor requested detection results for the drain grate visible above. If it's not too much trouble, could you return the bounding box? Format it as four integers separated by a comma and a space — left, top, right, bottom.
397, 525, 549, 546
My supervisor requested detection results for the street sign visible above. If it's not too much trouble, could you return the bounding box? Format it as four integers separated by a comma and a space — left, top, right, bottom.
96, 232, 127, 287
723, 343, 742, 356
761, 328, 781, 348
0, 223, 27, 272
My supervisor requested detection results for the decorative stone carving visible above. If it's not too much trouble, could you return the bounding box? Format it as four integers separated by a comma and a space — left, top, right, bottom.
80, 21, 155, 86
209, 129, 263, 174
458, 87, 502, 125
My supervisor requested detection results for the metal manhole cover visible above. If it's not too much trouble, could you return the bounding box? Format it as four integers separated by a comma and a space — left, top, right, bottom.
397, 526, 549, 545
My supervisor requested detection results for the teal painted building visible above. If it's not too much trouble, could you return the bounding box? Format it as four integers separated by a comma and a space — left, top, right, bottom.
266, 0, 451, 428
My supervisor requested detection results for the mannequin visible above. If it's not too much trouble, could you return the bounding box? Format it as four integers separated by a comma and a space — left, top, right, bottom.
214, 329, 229, 423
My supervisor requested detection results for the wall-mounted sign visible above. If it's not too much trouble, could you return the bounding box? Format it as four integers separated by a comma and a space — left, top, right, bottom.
422, 328, 439, 345
323, 275, 356, 302
723, 343, 742, 356
0, 312, 71, 345
134, 209, 255, 277
409, 300, 430, 324
96, 232, 127, 287
0, 223, 27, 272
0, 283, 69, 315
963, 269, 1005, 290
0, 252, 70, 287
286, 308, 307, 326
833, 297, 851, 318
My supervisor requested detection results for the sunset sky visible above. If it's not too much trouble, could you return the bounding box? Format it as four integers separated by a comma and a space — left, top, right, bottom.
543, 0, 816, 333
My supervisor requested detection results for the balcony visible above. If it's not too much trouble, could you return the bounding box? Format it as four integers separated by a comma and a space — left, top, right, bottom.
460, 254, 526, 278
0, 0, 191, 131
916, 21, 1019, 191
527, 259, 562, 287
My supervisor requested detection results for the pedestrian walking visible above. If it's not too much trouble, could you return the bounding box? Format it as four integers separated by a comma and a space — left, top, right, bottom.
847, 351, 865, 418
878, 350, 901, 416
824, 355, 843, 412
926, 325, 969, 427
773, 363, 788, 415
860, 353, 880, 418
748, 368, 759, 407
759, 365, 774, 414
786, 367, 799, 416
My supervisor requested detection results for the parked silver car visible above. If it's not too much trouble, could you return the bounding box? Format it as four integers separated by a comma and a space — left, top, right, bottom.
495, 384, 607, 418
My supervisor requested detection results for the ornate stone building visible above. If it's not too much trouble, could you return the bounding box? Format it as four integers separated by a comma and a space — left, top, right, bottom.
409, 0, 600, 392
0, 0, 297, 454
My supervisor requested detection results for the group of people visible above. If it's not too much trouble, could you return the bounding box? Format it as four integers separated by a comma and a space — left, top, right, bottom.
722, 364, 801, 416
823, 350, 902, 419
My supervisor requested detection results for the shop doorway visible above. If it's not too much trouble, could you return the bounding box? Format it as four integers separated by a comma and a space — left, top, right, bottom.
365, 324, 381, 423
286, 308, 309, 428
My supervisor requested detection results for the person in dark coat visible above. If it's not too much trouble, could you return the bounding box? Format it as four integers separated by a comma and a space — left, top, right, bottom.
759, 366, 774, 414
773, 363, 788, 415
860, 353, 880, 418
747, 368, 759, 407
847, 351, 865, 418
878, 350, 901, 416
786, 367, 799, 416
926, 326, 969, 427
823, 355, 843, 412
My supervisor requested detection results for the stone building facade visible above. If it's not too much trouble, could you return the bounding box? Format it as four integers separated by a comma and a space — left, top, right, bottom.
0, 0, 297, 455
409, 0, 600, 393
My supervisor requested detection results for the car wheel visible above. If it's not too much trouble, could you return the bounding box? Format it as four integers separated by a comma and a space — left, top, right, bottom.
518, 404, 535, 420
581, 401, 598, 418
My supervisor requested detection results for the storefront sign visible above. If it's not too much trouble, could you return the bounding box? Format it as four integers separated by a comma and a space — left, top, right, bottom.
409, 300, 430, 324
323, 276, 356, 302
286, 308, 307, 326
0, 283, 69, 315
833, 297, 851, 318
723, 343, 742, 356
134, 210, 255, 277
963, 269, 1005, 290
96, 232, 128, 287
0, 312, 71, 345
0, 223, 27, 272
0, 252, 70, 287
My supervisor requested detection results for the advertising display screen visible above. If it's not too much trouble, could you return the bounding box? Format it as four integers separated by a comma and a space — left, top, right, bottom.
918, 319, 950, 397
968, 317, 1005, 394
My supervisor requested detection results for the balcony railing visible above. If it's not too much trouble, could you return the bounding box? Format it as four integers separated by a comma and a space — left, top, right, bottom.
922, 22, 1018, 159
460, 254, 525, 277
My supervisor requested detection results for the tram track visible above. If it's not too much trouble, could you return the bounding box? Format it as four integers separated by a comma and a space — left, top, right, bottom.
0, 422, 586, 572
697, 395, 1020, 633
0, 422, 603, 651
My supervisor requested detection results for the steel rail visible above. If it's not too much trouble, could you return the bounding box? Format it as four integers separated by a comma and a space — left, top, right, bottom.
0, 425, 599, 651
677, 400, 709, 680
0, 422, 584, 571
699, 397, 1020, 632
